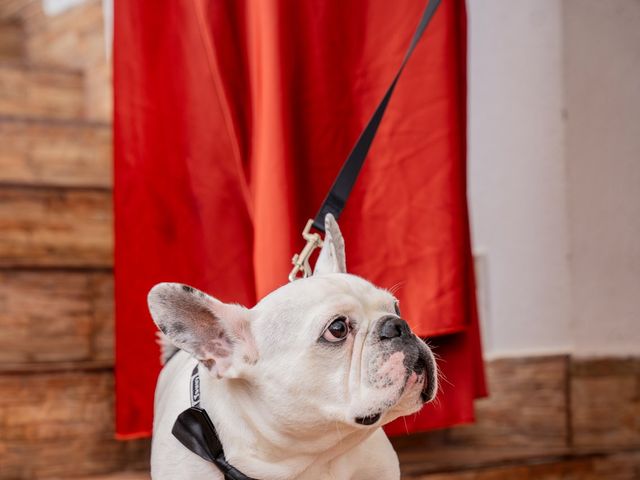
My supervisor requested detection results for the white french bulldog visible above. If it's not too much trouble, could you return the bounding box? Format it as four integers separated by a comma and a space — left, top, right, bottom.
148, 214, 437, 480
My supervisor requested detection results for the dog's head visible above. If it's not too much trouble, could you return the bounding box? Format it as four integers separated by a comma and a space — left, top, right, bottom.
148, 215, 436, 432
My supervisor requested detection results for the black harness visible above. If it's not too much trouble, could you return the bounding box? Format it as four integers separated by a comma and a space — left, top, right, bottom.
171, 0, 441, 477
172, 365, 258, 480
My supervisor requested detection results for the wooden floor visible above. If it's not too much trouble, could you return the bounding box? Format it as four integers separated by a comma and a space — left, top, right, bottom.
62, 450, 640, 480
73, 475, 148, 480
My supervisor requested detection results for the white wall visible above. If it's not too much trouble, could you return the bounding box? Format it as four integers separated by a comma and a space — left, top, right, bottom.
42, 0, 88, 16
468, 0, 640, 358
467, 0, 572, 357
564, 0, 640, 356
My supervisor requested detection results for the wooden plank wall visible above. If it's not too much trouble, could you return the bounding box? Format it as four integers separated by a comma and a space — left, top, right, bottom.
0, 2, 147, 479
0, 2, 638, 479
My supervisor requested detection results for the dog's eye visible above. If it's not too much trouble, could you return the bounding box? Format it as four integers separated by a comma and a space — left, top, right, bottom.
394, 301, 401, 316
322, 317, 350, 342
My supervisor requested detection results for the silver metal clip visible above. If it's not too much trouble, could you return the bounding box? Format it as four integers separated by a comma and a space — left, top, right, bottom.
289, 219, 323, 282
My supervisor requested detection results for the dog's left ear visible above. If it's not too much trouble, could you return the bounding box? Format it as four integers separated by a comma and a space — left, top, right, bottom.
147, 283, 258, 378
314, 213, 347, 275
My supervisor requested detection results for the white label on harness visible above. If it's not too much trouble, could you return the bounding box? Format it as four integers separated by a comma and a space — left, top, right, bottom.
190, 367, 201, 407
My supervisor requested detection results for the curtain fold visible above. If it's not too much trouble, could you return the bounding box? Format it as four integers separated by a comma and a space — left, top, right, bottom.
114, 0, 485, 438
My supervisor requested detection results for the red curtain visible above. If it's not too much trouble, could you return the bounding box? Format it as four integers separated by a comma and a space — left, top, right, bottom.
114, 0, 485, 438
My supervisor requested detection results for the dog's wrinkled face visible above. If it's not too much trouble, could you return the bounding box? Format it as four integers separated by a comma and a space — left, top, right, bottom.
250, 273, 437, 430
148, 215, 436, 435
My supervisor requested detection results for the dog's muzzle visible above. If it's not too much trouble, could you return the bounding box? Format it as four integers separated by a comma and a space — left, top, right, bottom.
377, 315, 437, 403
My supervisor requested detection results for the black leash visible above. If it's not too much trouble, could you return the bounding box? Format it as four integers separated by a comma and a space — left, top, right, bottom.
290, 0, 442, 280
172, 1, 442, 475
313, 0, 442, 231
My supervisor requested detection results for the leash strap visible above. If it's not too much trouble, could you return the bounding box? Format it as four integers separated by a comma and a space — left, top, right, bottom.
312, 0, 442, 231
172, 365, 259, 480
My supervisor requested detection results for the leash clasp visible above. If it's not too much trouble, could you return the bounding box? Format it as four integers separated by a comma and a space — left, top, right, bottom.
289, 219, 323, 282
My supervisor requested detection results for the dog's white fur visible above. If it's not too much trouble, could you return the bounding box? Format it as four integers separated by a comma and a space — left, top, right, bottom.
148, 215, 436, 479
156, 331, 178, 365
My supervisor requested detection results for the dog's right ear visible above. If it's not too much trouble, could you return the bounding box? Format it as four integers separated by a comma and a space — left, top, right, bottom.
314, 213, 347, 275
147, 283, 257, 378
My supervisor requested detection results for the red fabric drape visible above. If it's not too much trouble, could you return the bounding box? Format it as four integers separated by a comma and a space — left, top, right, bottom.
114, 0, 485, 438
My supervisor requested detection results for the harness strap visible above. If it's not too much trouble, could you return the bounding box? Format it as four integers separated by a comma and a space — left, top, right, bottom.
312, 0, 442, 232
172, 365, 259, 480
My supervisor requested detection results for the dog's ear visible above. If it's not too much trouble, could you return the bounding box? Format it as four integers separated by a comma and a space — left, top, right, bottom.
314, 213, 347, 275
147, 283, 258, 378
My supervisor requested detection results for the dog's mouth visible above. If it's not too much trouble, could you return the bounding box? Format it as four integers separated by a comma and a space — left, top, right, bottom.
408, 349, 437, 404
354, 413, 382, 426
420, 384, 432, 403
418, 353, 437, 403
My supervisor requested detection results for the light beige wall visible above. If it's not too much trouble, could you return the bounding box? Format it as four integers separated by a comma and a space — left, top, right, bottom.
564, 0, 640, 356
467, 0, 572, 357
468, 0, 640, 357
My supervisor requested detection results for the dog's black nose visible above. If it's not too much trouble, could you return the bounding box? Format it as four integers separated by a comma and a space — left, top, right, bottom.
379, 316, 410, 340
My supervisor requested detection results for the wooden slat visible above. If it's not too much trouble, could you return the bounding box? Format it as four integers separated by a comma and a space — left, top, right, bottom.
393, 356, 569, 475
22, 0, 105, 70
571, 357, 640, 449
445, 356, 569, 447
0, 371, 150, 479
0, 360, 113, 374
70, 473, 149, 480
18, 0, 112, 123
0, 117, 111, 188
0, 270, 113, 365
407, 451, 640, 479
0, 63, 84, 120
0, 19, 24, 62
0, 0, 38, 21
91, 270, 116, 362
0, 187, 112, 267
84, 60, 112, 124
37, 451, 640, 480
36, 451, 640, 480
